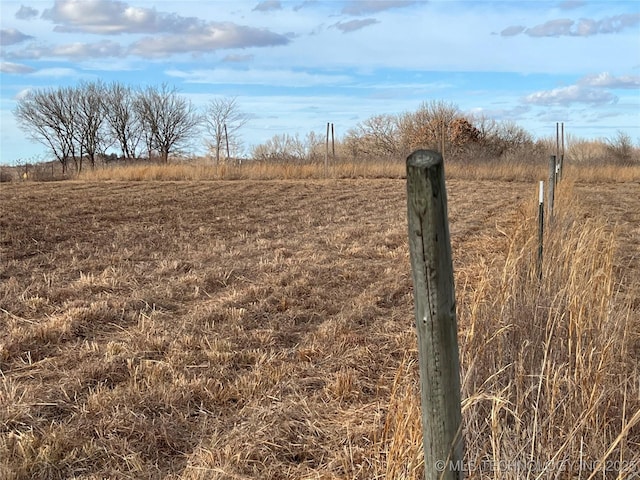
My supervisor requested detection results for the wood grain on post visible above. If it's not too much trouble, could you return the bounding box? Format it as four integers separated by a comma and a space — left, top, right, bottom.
406, 150, 464, 480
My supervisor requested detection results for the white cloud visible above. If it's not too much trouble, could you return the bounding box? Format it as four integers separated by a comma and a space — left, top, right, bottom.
526, 19, 574, 37
0, 28, 33, 45
580, 72, 640, 89
0, 61, 35, 74
596, 13, 640, 34
129, 23, 289, 57
342, 1, 415, 16
332, 19, 379, 33
15, 5, 39, 20
523, 85, 618, 106
500, 25, 525, 36
54, 40, 124, 58
42, 0, 200, 34
253, 1, 283, 12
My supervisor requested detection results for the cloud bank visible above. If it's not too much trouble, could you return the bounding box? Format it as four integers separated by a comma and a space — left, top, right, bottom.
42, 0, 201, 34
129, 24, 289, 57
5, 0, 291, 60
502, 13, 640, 37
524, 85, 617, 106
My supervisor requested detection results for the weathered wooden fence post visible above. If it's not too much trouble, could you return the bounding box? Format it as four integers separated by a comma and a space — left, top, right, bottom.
406, 150, 464, 480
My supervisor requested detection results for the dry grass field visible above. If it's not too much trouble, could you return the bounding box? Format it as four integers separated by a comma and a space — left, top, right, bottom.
1, 173, 639, 479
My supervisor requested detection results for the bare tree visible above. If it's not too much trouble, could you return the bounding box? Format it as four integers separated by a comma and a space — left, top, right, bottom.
398, 100, 460, 155
467, 114, 497, 148
74, 81, 108, 171
14, 86, 78, 173
251, 133, 307, 162
465, 114, 536, 159
606, 130, 636, 165
343, 114, 401, 160
134, 84, 201, 163
104, 82, 142, 160
493, 120, 533, 154
204, 97, 248, 165
304, 130, 326, 163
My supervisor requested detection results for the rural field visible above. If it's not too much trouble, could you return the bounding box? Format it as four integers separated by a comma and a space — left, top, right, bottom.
1, 171, 639, 479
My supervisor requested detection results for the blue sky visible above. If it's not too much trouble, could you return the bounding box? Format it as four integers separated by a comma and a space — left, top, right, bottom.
0, 0, 639, 164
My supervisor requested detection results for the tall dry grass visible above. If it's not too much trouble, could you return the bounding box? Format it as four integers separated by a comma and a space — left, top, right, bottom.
76, 160, 406, 181
76, 159, 640, 183
343, 180, 640, 480
454, 182, 639, 479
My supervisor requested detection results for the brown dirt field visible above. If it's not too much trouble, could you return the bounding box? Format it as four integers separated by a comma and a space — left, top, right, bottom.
1, 178, 638, 479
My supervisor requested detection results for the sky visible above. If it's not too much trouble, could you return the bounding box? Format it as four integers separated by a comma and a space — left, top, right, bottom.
0, 0, 639, 164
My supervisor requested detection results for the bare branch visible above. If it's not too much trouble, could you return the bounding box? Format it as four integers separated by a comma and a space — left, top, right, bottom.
203, 97, 249, 165
104, 82, 142, 160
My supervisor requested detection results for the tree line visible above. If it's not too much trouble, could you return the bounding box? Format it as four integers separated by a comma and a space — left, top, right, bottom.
14, 81, 247, 173
22, 80, 623, 172
251, 100, 540, 165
